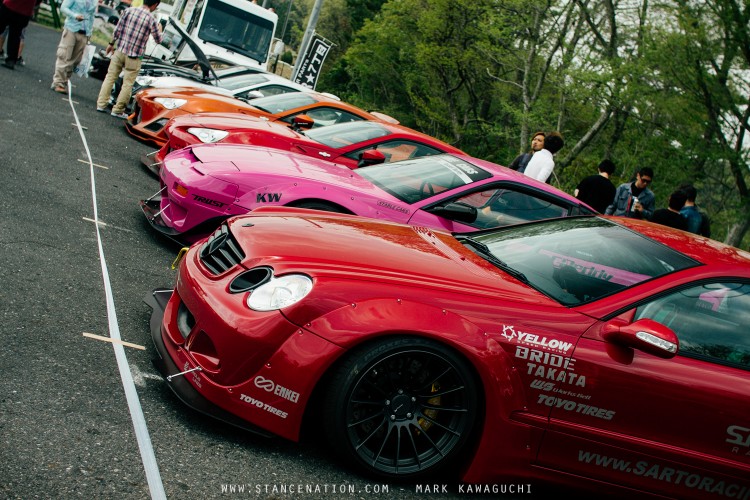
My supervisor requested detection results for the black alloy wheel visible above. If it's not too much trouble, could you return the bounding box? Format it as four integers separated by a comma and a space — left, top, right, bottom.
324, 337, 480, 480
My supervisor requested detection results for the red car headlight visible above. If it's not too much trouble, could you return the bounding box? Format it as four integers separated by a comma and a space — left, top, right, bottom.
246, 274, 314, 311
187, 127, 229, 144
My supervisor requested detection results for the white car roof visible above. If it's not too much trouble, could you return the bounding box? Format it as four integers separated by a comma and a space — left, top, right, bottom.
146, 71, 314, 98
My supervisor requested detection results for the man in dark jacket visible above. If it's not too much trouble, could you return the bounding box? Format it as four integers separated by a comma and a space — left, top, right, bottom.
605, 167, 656, 220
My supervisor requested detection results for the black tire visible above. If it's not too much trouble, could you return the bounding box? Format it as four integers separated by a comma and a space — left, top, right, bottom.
289, 201, 347, 213
323, 336, 480, 481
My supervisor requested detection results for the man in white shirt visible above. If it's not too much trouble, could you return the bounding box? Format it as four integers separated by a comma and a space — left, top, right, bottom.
523, 132, 564, 183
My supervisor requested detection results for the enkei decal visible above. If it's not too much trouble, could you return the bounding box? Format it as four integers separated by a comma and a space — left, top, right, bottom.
376, 201, 410, 215
239, 394, 288, 419
192, 194, 226, 207
501, 325, 573, 353
256, 193, 282, 203
515, 346, 586, 388
254, 376, 300, 403
537, 394, 615, 420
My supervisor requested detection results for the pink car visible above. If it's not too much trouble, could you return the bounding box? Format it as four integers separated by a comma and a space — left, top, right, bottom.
142, 143, 594, 243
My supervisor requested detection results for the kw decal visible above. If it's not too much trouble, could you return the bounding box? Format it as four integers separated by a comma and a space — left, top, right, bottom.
256, 193, 282, 203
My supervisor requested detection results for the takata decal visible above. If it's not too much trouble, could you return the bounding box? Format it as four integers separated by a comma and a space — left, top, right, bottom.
256, 193, 282, 203
254, 376, 300, 403
727, 425, 750, 456
239, 394, 288, 419
501, 325, 573, 353
515, 346, 587, 389
537, 394, 615, 420
192, 194, 226, 208
377, 201, 410, 215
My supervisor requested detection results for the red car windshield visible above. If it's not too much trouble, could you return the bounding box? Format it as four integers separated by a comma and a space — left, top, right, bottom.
467, 217, 699, 306
304, 121, 391, 148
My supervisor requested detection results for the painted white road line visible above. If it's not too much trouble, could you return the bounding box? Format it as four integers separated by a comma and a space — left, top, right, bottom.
65, 81, 167, 500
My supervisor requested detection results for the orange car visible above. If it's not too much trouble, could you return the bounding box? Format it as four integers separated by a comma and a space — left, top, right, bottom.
125, 90, 398, 147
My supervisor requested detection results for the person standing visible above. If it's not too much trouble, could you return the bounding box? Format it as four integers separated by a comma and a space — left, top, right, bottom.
50, 0, 96, 93
0, 25, 26, 65
509, 131, 545, 173
523, 132, 564, 183
650, 190, 688, 230
0, 0, 35, 69
96, 0, 162, 118
605, 167, 655, 220
574, 159, 617, 213
678, 184, 711, 237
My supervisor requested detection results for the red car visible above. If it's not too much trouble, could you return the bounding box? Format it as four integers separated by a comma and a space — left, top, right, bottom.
145, 118, 465, 176
146, 211, 750, 495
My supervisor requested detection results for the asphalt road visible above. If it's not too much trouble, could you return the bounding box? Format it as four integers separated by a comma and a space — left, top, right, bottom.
0, 22, 547, 500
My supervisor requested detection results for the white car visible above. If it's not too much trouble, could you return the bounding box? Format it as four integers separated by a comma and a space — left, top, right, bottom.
133, 67, 314, 101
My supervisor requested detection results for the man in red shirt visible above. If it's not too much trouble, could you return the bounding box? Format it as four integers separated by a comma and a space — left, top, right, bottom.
0, 0, 35, 69
95, 0, 162, 118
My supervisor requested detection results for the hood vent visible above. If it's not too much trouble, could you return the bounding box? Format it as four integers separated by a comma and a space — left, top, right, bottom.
229, 266, 273, 293
199, 224, 245, 275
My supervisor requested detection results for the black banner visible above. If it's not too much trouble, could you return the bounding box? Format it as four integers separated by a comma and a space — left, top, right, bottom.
293, 34, 332, 90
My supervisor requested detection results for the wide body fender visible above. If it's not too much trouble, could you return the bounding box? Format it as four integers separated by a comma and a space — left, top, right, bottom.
299, 297, 541, 482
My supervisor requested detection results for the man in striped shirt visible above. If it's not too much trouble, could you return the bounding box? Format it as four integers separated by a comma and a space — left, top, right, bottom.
96, 0, 162, 118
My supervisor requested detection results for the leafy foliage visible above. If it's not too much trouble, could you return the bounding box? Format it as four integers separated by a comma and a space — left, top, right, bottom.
288, 0, 750, 246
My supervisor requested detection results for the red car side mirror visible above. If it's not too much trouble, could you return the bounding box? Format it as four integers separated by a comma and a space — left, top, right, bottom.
357, 149, 386, 168
602, 318, 679, 359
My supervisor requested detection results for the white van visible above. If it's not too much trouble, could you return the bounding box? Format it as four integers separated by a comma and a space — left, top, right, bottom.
148, 0, 278, 70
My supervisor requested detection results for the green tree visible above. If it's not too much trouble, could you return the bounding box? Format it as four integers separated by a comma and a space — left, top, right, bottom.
646, 0, 750, 246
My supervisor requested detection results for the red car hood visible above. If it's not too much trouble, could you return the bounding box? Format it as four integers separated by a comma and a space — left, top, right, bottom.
172, 112, 269, 130
183, 115, 302, 140
224, 211, 535, 303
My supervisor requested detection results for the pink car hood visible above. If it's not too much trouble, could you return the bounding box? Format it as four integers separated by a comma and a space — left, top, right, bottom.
188, 144, 375, 191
